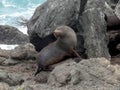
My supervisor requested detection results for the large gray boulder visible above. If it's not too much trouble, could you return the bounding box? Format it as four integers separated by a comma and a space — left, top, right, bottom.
80, 8, 110, 59
0, 25, 29, 44
27, 0, 81, 52
27, 0, 118, 58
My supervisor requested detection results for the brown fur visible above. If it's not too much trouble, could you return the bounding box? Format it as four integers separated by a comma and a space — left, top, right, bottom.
35, 26, 81, 75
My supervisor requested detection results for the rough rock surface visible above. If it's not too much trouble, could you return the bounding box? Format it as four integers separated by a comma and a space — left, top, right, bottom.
0, 83, 10, 90
0, 43, 119, 90
27, 0, 116, 58
0, 0, 120, 90
80, 8, 110, 59
10, 43, 37, 60
48, 58, 120, 89
85, 0, 114, 15
0, 25, 29, 44
27, 0, 81, 51
48, 62, 81, 87
0, 71, 24, 86
115, 0, 120, 19
0, 57, 119, 90
0, 43, 37, 61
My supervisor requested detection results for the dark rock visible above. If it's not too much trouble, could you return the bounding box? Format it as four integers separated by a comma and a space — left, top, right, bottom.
105, 14, 120, 30
116, 44, 120, 50
79, 0, 88, 15
27, 0, 80, 51
105, 2, 120, 57
108, 30, 120, 56
29, 33, 56, 52
110, 0, 119, 4
105, 0, 119, 9
0, 25, 29, 44
79, 8, 110, 59
104, 1, 120, 56
76, 33, 87, 58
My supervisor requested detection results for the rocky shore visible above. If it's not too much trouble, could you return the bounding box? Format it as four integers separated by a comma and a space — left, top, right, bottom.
0, 51, 120, 90
0, 0, 120, 90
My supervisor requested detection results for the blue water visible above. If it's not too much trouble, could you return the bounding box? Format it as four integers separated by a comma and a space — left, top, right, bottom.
0, 0, 46, 34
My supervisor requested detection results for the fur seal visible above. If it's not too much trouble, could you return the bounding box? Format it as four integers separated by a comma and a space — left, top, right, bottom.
35, 26, 81, 75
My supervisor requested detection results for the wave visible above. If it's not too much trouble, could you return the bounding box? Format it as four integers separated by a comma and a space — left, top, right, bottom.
0, 0, 46, 34
0, 0, 46, 8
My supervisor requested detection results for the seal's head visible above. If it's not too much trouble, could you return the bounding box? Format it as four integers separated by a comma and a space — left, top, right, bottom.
53, 26, 77, 49
53, 26, 75, 38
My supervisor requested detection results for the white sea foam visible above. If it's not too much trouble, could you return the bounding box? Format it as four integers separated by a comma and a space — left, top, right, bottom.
18, 26, 28, 35
0, 0, 46, 34
0, 44, 18, 50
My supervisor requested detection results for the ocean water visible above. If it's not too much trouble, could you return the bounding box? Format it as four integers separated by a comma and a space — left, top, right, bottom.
0, 0, 46, 50
0, 0, 46, 34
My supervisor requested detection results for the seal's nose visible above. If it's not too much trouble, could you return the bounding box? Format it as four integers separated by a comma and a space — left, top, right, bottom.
53, 29, 62, 37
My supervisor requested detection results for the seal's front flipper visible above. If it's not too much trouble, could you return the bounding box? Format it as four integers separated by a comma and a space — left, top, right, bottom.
74, 57, 81, 63
34, 67, 41, 76
71, 49, 82, 58
70, 49, 82, 63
